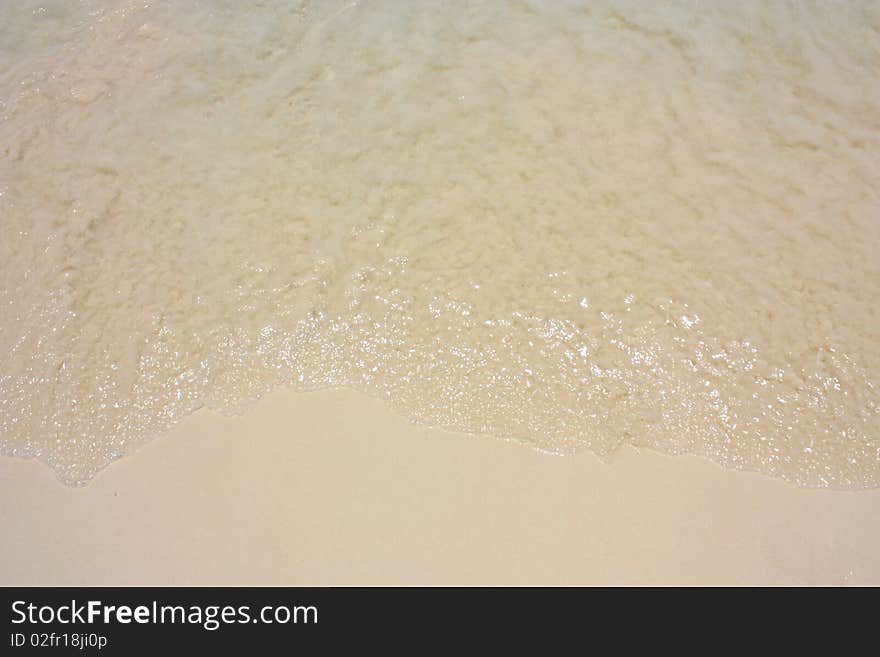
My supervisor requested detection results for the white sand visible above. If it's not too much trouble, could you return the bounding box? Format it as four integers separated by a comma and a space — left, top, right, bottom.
2, 2, 879, 584
2, 388, 878, 585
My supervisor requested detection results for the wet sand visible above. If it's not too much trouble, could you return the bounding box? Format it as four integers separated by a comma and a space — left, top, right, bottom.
2, 388, 878, 586
4, 1, 880, 489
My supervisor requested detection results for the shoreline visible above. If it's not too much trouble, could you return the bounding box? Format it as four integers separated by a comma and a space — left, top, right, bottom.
2, 387, 878, 585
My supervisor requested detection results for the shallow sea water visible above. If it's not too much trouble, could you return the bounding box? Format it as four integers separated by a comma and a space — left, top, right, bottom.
1, 0, 878, 487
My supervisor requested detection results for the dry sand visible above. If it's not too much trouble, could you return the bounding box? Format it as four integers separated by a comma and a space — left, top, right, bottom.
2, 388, 878, 586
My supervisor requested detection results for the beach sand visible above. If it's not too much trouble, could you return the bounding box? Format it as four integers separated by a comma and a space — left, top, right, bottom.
2, 388, 878, 586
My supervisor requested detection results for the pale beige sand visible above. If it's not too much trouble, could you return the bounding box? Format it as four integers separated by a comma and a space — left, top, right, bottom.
1, 388, 877, 586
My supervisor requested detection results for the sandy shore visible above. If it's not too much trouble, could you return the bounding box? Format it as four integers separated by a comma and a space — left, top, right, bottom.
1, 387, 878, 586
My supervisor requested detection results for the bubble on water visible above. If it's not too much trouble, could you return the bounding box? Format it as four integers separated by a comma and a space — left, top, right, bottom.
1, 0, 879, 487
